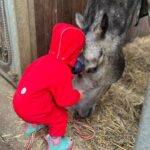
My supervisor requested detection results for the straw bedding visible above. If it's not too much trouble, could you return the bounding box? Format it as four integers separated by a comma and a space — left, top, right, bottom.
71, 35, 150, 150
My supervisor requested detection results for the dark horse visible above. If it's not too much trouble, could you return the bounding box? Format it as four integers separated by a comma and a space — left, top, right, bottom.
72, 0, 150, 118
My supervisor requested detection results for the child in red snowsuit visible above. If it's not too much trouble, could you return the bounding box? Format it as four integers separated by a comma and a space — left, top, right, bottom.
13, 23, 85, 150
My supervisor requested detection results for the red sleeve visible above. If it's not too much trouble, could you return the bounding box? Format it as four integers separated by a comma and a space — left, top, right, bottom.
53, 73, 80, 107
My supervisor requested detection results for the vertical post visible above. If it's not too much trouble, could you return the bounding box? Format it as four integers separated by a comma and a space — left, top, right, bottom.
4, 0, 21, 76
27, 0, 37, 60
148, 0, 150, 25
134, 79, 150, 150
14, 0, 37, 73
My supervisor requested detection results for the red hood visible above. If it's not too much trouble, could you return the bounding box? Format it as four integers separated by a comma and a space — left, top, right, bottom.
49, 23, 85, 67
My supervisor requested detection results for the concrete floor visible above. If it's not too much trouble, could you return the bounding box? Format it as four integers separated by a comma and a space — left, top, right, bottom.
0, 76, 28, 150
0, 75, 53, 150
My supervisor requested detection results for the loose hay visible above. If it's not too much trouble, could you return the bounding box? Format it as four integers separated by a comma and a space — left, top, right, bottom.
71, 35, 150, 150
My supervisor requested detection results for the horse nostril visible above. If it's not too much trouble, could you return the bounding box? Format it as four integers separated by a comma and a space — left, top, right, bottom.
74, 110, 80, 119
86, 67, 97, 73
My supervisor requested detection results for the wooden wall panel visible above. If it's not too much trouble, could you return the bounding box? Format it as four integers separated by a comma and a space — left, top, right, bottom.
34, 0, 87, 57
34, 0, 57, 57
57, 0, 73, 23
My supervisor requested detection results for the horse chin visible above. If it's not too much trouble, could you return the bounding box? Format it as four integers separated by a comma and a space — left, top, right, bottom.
73, 107, 94, 119
74, 104, 96, 119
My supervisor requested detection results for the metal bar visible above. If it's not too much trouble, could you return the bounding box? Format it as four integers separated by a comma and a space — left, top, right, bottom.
0, 0, 12, 67
3, 0, 21, 75
134, 78, 150, 150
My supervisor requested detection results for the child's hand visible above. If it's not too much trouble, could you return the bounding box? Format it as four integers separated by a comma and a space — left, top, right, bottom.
78, 90, 85, 100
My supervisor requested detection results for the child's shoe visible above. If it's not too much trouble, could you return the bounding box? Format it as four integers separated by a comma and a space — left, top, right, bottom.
45, 134, 74, 150
25, 123, 45, 135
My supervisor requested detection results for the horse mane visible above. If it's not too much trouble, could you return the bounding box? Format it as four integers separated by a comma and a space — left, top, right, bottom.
83, 0, 110, 33
82, 0, 139, 35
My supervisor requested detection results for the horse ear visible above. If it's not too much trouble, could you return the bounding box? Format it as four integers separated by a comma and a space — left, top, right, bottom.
134, 0, 143, 26
100, 13, 109, 38
75, 13, 85, 29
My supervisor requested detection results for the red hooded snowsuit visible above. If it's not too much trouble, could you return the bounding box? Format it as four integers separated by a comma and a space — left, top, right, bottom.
13, 23, 85, 136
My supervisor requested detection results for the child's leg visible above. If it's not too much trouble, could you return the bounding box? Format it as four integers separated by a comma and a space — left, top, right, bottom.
45, 107, 73, 150
45, 134, 73, 150
21, 106, 73, 149
24, 123, 45, 135
48, 114, 68, 137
